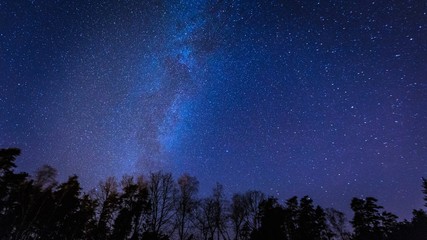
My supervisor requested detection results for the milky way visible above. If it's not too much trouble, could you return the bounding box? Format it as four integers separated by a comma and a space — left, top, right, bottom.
1, 0, 426, 218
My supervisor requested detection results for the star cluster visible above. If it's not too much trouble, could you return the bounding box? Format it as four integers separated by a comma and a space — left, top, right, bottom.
1, 0, 426, 218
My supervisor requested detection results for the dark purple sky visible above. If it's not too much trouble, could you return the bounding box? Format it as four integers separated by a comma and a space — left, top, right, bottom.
1, 0, 426, 219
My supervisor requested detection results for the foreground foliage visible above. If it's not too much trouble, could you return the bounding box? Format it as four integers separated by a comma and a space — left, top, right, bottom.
0, 148, 426, 240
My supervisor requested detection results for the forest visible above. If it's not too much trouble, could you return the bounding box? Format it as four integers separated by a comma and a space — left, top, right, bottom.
1, 148, 426, 240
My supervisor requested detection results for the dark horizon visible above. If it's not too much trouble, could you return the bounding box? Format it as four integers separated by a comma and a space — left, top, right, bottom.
1, 147, 427, 240
7, 147, 427, 220
1, 0, 426, 223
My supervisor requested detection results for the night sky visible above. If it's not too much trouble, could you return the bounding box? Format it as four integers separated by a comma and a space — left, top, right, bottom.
1, 0, 426, 218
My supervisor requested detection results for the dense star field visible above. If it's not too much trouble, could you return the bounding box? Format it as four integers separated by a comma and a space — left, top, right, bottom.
0, 0, 426, 219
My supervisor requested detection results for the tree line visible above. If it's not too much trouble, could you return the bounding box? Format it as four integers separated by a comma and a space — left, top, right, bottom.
1, 148, 426, 240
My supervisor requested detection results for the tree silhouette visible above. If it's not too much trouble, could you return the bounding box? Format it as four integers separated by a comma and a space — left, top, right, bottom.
93, 177, 121, 239
230, 193, 247, 240
175, 173, 199, 240
296, 196, 331, 240
387, 209, 427, 240
111, 175, 149, 240
195, 183, 229, 240
251, 197, 286, 240
194, 198, 211, 240
11, 172, 57, 239
325, 208, 351, 240
35, 175, 91, 239
0, 148, 21, 175
351, 197, 397, 240
387, 178, 427, 240
0, 148, 30, 237
34, 164, 58, 190
283, 196, 299, 239
146, 171, 176, 239
1, 148, 426, 240
211, 183, 230, 240
230, 190, 265, 240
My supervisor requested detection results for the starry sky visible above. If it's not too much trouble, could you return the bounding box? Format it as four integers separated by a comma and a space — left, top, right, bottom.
1, 0, 426, 218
